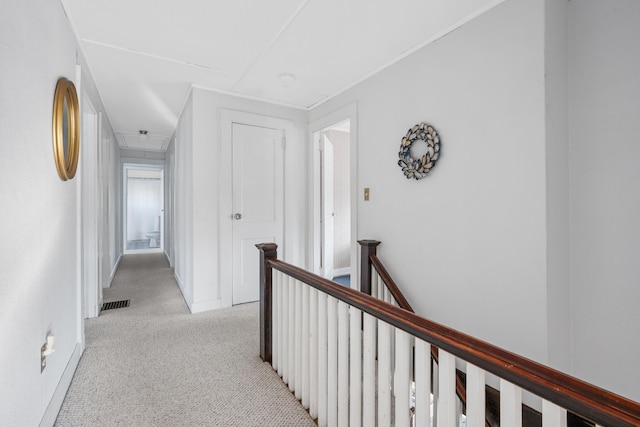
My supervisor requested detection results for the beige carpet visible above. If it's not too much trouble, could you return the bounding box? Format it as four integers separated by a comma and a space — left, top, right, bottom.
55, 253, 315, 426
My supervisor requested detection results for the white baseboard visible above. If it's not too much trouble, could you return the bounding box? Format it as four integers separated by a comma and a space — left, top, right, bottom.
104, 254, 122, 288
332, 267, 351, 278
174, 272, 190, 306
39, 343, 83, 427
164, 251, 172, 267
174, 272, 221, 313
190, 298, 222, 313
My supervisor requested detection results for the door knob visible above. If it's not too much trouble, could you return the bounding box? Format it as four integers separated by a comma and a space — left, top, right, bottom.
234, 213, 242, 220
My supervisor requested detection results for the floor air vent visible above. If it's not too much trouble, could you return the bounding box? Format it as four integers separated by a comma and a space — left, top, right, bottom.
101, 300, 130, 311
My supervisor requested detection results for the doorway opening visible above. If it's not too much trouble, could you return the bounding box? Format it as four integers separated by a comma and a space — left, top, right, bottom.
123, 164, 164, 254
314, 119, 352, 285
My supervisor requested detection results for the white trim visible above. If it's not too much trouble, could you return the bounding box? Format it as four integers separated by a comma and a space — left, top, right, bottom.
190, 298, 223, 314
192, 84, 307, 111
122, 163, 165, 254
104, 253, 122, 288
123, 248, 164, 255
164, 250, 172, 266
173, 271, 221, 313
332, 267, 351, 278
309, 104, 358, 134
219, 109, 294, 308
81, 93, 101, 319
75, 66, 85, 348
308, 103, 359, 288
174, 271, 191, 308
39, 343, 83, 427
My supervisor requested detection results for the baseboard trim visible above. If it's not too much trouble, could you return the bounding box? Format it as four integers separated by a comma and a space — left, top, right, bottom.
104, 254, 122, 288
190, 298, 222, 313
39, 343, 83, 427
173, 273, 221, 313
332, 267, 351, 278
164, 251, 172, 267
174, 272, 191, 307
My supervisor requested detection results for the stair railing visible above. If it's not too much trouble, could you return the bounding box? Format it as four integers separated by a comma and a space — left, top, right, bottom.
257, 242, 640, 427
360, 240, 475, 425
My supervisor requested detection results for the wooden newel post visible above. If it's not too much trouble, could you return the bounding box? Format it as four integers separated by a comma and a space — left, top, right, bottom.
358, 240, 380, 295
256, 242, 278, 363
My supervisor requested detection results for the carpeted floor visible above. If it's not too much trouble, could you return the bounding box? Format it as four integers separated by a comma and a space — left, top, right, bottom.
55, 253, 315, 426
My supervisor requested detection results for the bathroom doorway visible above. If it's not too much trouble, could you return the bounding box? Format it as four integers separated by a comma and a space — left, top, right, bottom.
123, 164, 164, 253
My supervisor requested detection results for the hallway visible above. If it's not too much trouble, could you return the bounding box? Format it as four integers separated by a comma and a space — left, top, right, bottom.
55, 254, 314, 426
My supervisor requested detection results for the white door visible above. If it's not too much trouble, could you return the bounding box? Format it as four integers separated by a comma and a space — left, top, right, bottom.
232, 123, 284, 305
321, 135, 335, 279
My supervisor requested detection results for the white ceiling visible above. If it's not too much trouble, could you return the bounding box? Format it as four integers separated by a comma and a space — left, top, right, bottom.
61, 0, 504, 151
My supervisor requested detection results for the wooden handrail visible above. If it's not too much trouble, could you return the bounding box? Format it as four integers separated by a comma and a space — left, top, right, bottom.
258, 247, 640, 427
359, 240, 472, 420
369, 254, 414, 312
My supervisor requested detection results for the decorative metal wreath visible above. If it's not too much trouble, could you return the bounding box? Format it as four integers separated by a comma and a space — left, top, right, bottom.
397, 122, 441, 180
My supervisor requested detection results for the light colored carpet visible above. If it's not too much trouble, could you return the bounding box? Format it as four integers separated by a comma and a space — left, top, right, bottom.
55, 253, 315, 426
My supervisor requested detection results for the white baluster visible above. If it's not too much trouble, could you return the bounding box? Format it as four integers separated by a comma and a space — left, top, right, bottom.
349, 306, 362, 427
432, 354, 439, 424
372, 270, 379, 299
327, 296, 338, 427
295, 280, 302, 399
415, 339, 431, 427
272, 270, 279, 372
542, 400, 567, 427
378, 320, 392, 427
309, 288, 318, 419
277, 270, 284, 376
288, 276, 295, 392
318, 292, 328, 427
363, 312, 376, 427
395, 329, 412, 427
436, 349, 456, 427
384, 282, 391, 305
302, 284, 310, 408
282, 274, 289, 384
500, 379, 522, 427
466, 362, 485, 427
337, 301, 349, 426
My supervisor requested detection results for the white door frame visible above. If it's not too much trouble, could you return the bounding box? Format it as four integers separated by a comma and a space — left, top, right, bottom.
320, 134, 335, 279
122, 164, 165, 254
309, 103, 358, 287
220, 110, 293, 308
81, 94, 101, 318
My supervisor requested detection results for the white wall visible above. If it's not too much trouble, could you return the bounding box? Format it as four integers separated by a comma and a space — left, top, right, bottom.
172, 88, 307, 312
569, 0, 640, 402
0, 0, 120, 424
164, 140, 176, 267
311, 0, 548, 362
544, 0, 571, 373
173, 92, 194, 306
105, 125, 123, 286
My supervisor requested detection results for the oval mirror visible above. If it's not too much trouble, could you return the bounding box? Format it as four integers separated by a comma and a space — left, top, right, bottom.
52, 77, 80, 181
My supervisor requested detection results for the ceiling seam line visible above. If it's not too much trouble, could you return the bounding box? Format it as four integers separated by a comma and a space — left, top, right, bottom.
230, 0, 312, 91
81, 39, 238, 77
307, 0, 510, 110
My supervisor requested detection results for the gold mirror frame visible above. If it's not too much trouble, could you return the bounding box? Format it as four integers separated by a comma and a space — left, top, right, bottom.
52, 77, 80, 181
